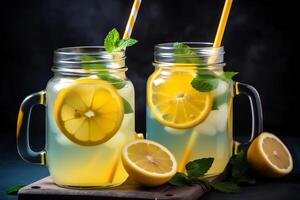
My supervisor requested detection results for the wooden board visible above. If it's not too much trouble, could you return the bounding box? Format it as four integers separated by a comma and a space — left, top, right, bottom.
18, 174, 225, 200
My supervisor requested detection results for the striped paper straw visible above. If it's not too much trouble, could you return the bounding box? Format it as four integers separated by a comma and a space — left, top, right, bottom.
123, 0, 142, 39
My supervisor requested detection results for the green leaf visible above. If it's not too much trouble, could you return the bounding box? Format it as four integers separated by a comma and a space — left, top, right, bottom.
169, 172, 193, 186
191, 177, 211, 190
211, 182, 241, 193
212, 92, 229, 110
97, 73, 126, 89
222, 72, 238, 80
81, 55, 106, 69
191, 78, 219, 92
196, 69, 218, 80
116, 39, 138, 51
6, 184, 26, 195
232, 150, 249, 178
104, 28, 120, 53
186, 158, 214, 177
123, 97, 133, 114
173, 42, 204, 64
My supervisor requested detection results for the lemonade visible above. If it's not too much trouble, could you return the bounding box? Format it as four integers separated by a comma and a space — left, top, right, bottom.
147, 43, 234, 176
16, 46, 137, 187
147, 76, 233, 176
46, 75, 135, 187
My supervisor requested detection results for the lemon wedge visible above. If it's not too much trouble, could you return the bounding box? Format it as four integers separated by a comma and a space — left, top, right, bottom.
247, 132, 293, 177
121, 139, 177, 186
54, 78, 124, 146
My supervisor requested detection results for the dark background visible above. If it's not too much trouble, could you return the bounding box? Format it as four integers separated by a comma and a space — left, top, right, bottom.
0, 1, 299, 199
0, 0, 297, 142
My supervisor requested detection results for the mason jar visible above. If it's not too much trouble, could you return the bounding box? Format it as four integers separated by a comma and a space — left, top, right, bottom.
17, 46, 136, 187
146, 42, 263, 176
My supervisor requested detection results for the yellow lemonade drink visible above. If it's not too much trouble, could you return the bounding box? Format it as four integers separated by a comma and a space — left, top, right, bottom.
46, 47, 135, 187
147, 43, 233, 176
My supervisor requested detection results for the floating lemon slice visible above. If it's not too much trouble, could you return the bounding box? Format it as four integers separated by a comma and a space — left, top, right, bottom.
121, 139, 177, 186
247, 132, 293, 178
147, 70, 212, 129
54, 78, 124, 146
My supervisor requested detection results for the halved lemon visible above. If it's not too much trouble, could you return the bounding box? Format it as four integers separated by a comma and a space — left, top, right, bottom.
247, 132, 293, 178
121, 139, 177, 186
54, 78, 124, 146
147, 70, 212, 129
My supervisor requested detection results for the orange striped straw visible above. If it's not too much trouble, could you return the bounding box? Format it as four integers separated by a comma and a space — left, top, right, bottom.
213, 0, 233, 47
123, 0, 142, 39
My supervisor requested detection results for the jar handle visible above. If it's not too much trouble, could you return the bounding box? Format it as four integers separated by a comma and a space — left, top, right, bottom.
17, 90, 46, 165
233, 82, 263, 154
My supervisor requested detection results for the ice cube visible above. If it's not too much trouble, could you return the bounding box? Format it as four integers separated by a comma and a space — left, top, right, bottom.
213, 80, 228, 97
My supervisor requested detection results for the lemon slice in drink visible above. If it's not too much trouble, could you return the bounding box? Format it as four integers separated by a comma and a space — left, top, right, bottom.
54, 78, 124, 146
147, 70, 213, 129
121, 139, 177, 186
247, 132, 293, 178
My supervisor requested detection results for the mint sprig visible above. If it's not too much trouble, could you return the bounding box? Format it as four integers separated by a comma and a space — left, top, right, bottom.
80, 27, 138, 114
104, 28, 138, 52
169, 151, 256, 193
173, 43, 238, 110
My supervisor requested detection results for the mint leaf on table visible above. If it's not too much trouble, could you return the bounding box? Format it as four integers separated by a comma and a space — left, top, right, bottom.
186, 158, 214, 177
230, 150, 256, 185
6, 184, 26, 195
232, 150, 249, 178
211, 182, 241, 193
104, 28, 120, 53
169, 172, 193, 186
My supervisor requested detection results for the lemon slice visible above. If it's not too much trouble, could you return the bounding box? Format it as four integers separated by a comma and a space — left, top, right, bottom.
147, 70, 212, 129
121, 139, 177, 186
54, 78, 124, 146
247, 132, 293, 178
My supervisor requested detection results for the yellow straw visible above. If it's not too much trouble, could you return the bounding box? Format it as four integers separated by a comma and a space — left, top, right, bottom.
123, 0, 142, 39
178, 0, 233, 173
213, 0, 233, 48
108, 0, 142, 183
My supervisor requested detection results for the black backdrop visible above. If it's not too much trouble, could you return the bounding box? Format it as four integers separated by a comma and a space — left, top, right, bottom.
0, 0, 297, 140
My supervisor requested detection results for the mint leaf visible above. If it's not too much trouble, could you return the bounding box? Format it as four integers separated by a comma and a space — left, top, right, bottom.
191, 177, 211, 190
211, 182, 241, 193
116, 39, 138, 51
104, 28, 138, 52
169, 172, 193, 186
104, 28, 120, 53
123, 97, 133, 114
186, 158, 214, 177
173, 42, 204, 64
196, 69, 218, 80
191, 78, 219, 92
81, 55, 106, 69
222, 72, 238, 80
6, 184, 26, 195
97, 73, 126, 89
212, 92, 229, 110
232, 150, 249, 178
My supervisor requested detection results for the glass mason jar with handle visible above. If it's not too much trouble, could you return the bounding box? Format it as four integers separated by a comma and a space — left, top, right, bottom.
146, 42, 263, 176
17, 46, 136, 187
